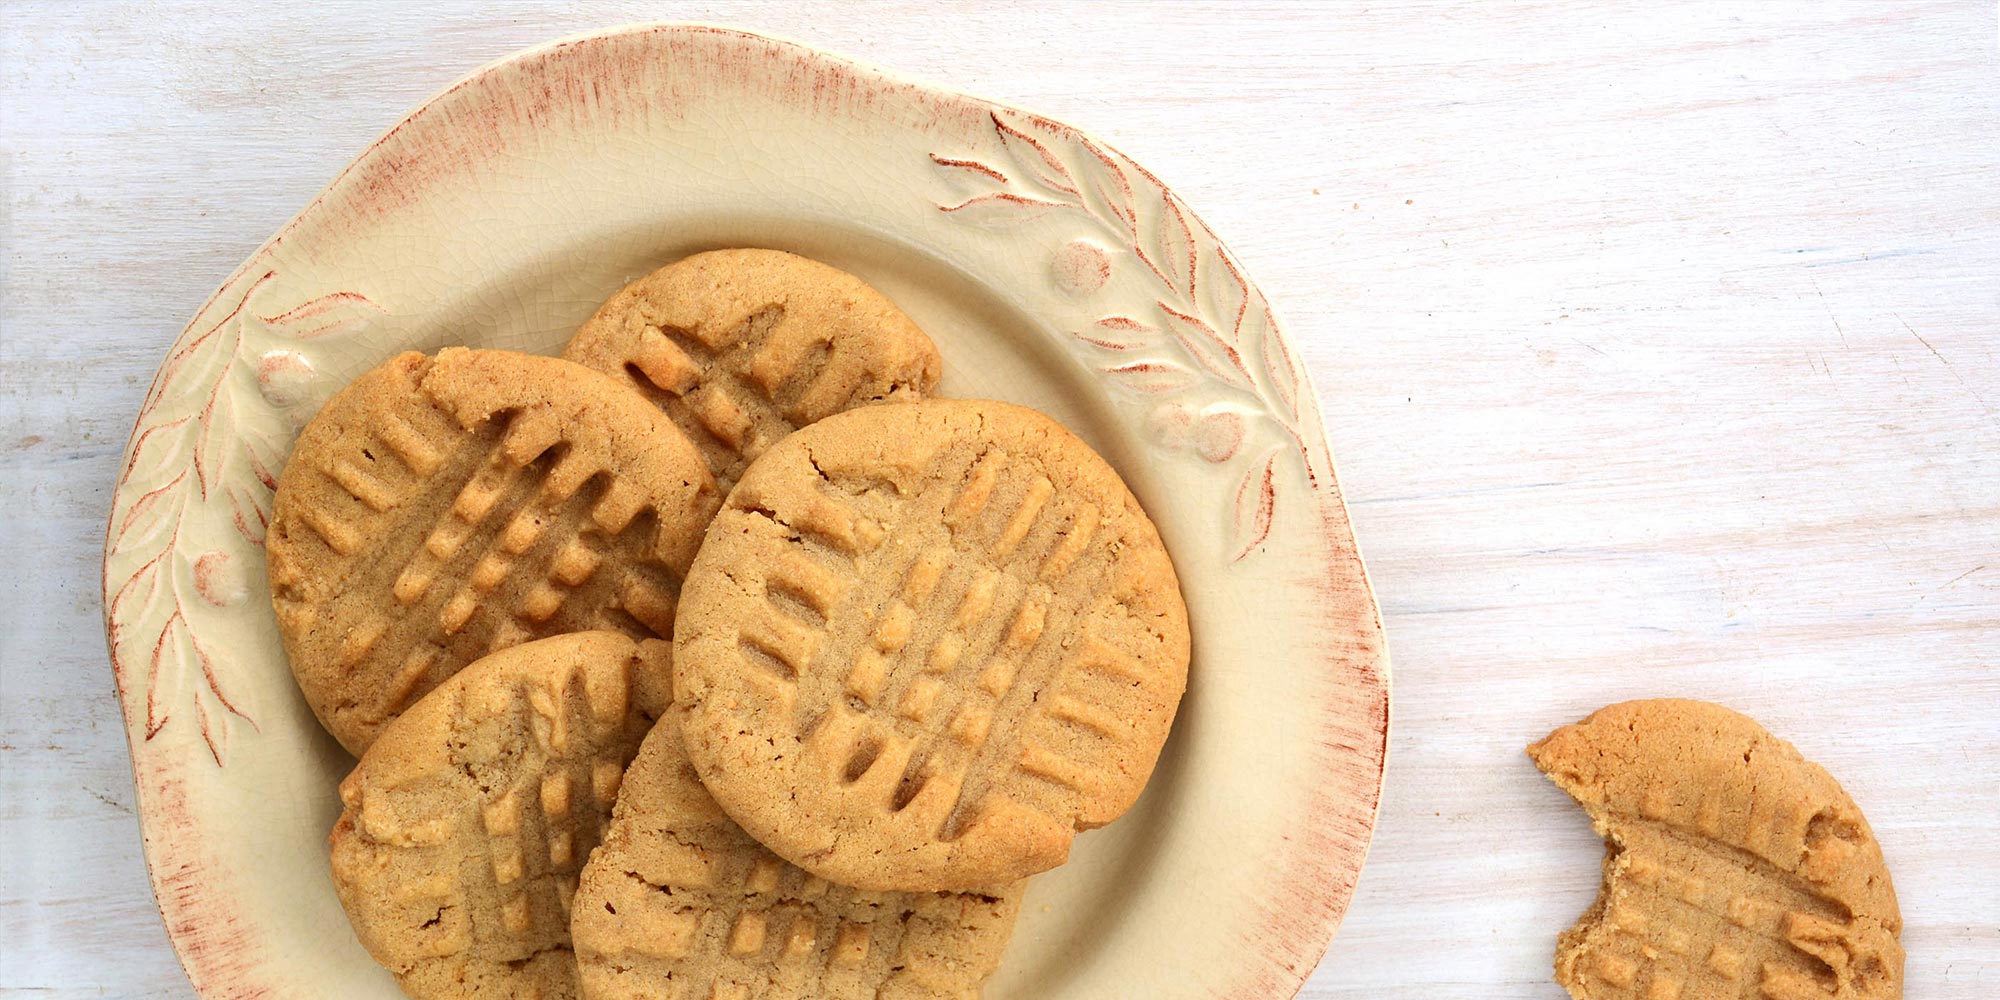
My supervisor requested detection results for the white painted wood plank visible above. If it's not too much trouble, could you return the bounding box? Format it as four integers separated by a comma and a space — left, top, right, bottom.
3, 2, 1995, 997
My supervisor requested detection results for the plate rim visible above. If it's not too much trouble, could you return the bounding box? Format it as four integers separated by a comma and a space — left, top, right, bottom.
100, 22, 1391, 1000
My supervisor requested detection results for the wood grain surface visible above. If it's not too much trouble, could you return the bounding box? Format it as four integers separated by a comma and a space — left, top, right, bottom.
3, 2, 1995, 997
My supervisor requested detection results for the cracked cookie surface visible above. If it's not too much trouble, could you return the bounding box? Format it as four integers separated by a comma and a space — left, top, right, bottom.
672, 398, 1190, 891
572, 715, 1022, 1000
562, 248, 941, 495
329, 631, 673, 1000
1530, 699, 1902, 1000
268, 347, 717, 755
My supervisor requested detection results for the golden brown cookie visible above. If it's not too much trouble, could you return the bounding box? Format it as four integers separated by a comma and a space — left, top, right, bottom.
672, 398, 1190, 892
329, 631, 672, 1000
1529, 699, 1903, 1000
267, 347, 718, 755
571, 716, 1023, 1000
561, 248, 941, 492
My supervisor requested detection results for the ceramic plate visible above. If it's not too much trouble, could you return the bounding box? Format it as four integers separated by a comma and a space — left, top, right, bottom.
101, 24, 1389, 1000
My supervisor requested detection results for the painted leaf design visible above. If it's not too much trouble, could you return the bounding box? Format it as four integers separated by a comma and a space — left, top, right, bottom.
112, 529, 253, 766
246, 448, 279, 491
189, 629, 251, 765
233, 416, 287, 514
928, 124, 1321, 564
228, 480, 270, 545
147, 611, 198, 741
1072, 135, 1138, 234
992, 112, 1079, 198
108, 270, 380, 765
120, 417, 191, 481
938, 192, 1067, 228
1158, 302, 1253, 389
108, 544, 174, 735
929, 153, 1011, 191
1199, 243, 1252, 345
114, 414, 194, 550
115, 469, 188, 552
141, 609, 247, 766
1260, 306, 1301, 421
1231, 446, 1282, 562
1154, 191, 1197, 298
1076, 316, 1157, 351
262, 289, 386, 340
154, 314, 230, 409
1103, 359, 1199, 394
193, 368, 240, 501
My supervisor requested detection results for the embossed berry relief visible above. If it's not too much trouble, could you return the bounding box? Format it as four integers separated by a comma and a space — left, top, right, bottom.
932, 111, 1315, 561
105, 267, 385, 764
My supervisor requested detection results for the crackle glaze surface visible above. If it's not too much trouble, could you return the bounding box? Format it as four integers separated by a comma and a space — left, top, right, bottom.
101, 24, 1389, 1000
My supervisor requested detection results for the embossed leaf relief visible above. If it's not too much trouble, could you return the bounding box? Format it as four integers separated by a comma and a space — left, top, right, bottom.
107, 268, 385, 764
932, 111, 1314, 561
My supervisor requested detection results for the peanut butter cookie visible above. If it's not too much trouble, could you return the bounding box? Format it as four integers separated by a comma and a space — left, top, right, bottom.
672, 398, 1190, 891
1530, 699, 1902, 1000
572, 716, 1022, 1000
329, 631, 672, 1000
267, 348, 717, 754
562, 248, 941, 493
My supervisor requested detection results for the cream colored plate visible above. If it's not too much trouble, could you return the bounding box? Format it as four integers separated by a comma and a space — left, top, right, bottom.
101, 24, 1389, 1000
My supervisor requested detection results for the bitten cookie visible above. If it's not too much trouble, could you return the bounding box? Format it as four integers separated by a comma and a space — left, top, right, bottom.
267, 347, 717, 754
1529, 699, 1903, 1000
672, 398, 1191, 892
572, 716, 1023, 1000
329, 632, 672, 1000
562, 248, 941, 493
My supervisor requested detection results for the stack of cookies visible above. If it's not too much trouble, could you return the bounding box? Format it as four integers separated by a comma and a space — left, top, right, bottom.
266, 249, 1193, 1000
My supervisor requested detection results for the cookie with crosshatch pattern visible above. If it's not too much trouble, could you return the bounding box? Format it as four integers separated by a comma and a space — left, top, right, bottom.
561, 248, 942, 494
571, 714, 1023, 1000
671, 398, 1191, 892
329, 631, 671, 1000
266, 347, 717, 755
1529, 699, 1902, 1000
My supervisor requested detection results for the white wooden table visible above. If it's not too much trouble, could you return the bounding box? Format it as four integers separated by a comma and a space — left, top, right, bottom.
4, 3, 1996, 997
